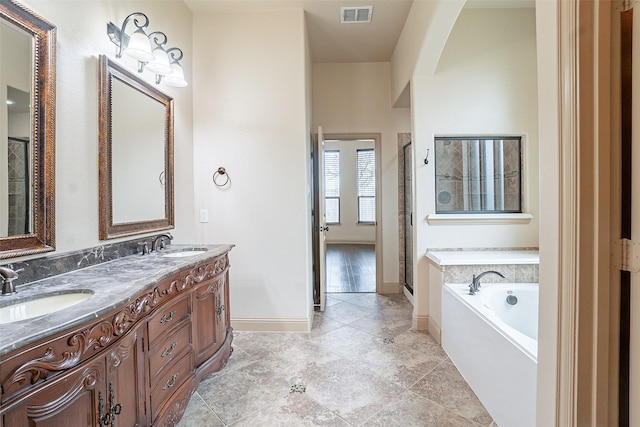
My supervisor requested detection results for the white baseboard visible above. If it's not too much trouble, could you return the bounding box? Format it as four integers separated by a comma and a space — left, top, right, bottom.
403, 286, 414, 304
414, 314, 430, 331
231, 317, 311, 333
379, 282, 402, 294
325, 240, 375, 245
428, 317, 442, 344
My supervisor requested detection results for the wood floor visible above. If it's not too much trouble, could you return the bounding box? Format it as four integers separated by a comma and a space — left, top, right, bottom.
326, 243, 376, 293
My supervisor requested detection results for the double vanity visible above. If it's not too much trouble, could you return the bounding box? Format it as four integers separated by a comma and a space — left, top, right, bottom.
1, 2, 234, 425
0, 244, 233, 426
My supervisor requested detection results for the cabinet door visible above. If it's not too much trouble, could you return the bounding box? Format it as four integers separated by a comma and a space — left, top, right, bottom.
106, 327, 146, 427
1, 358, 106, 427
192, 274, 227, 366
217, 270, 230, 346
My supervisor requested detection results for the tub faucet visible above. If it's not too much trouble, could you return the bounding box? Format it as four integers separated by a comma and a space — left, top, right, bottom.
469, 270, 505, 295
152, 233, 174, 252
0, 266, 25, 295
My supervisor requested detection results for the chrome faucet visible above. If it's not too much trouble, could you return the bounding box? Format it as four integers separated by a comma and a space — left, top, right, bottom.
151, 233, 174, 252
0, 266, 25, 295
138, 241, 150, 255
468, 270, 505, 295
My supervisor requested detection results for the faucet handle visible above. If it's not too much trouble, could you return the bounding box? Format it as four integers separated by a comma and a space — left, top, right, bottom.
0, 266, 22, 280
138, 241, 150, 255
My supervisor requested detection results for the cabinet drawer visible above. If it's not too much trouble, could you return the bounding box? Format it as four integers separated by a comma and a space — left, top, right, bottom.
148, 296, 190, 344
150, 352, 194, 419
149, 322, 192, 383
152, 375, 197, 427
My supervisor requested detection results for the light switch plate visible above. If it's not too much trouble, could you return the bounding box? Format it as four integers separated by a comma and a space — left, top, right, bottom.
199, 209, 209, 223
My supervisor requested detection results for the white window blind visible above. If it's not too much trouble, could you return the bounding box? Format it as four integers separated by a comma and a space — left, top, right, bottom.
324, 150, 340, 223
357, 148, 375, 223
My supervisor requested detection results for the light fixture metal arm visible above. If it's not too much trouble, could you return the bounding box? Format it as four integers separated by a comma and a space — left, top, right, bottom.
114, 12, 150, 58
148, 31, 168, 49
166, 47, 184, 64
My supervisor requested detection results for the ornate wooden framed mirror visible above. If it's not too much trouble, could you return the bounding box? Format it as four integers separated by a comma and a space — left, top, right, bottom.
0, 0, 56, 259
98, 55, 174, 240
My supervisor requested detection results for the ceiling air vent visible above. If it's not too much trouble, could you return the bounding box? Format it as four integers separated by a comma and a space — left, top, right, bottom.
341, 6, 373, 24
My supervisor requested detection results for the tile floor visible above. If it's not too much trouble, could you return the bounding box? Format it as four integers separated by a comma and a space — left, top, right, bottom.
178, 292, 494, 426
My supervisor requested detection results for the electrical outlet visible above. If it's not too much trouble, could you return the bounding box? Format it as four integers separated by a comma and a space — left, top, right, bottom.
199, 209, 209, 223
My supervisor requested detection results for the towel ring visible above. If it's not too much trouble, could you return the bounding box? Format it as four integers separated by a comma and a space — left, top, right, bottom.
159, 170, 165, 185
213, 167, 230, 187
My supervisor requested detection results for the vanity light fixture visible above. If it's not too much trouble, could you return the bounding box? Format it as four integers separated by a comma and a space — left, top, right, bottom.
145, 31, 172, 76
106, 13, 188, 87
162, 48, 187, 87
107, 13, 153, 63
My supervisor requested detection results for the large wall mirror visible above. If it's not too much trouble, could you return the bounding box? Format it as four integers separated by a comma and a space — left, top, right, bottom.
434, 137, 522, 213
0, 0, 55, 260
98, 55, 174, 239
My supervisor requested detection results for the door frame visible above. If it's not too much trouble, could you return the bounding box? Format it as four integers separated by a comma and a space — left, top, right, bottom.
398, 136, 413, 296
542, 0, 619, 424
311, 132, 383, 299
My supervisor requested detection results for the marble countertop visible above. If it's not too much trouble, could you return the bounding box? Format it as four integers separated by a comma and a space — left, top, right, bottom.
426, 250, 539, 266
0, 244, 234, 357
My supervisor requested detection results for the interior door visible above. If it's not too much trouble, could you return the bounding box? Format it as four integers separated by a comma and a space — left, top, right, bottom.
629, 7, 640, 425
317, 126, 327, 311
403, 142, 413, 294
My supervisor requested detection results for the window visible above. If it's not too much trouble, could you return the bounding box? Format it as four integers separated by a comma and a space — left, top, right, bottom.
434, 137, 522, 213
324, 150, 340, 224
357, 148, 375, 223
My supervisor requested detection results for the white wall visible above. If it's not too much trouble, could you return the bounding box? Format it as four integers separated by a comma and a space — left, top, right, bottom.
323, 139, 376, 244
313, 62, 411, 286
12, 0, 195, 255
192, 10, 312, 329
411, 8, 539, 326
390, 0, 464, 105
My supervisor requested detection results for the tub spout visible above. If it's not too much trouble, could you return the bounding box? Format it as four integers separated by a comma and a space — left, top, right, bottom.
469, 270, 505, 295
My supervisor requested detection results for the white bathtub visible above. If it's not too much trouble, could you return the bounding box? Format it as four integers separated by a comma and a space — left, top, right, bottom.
442, 282, 538, 427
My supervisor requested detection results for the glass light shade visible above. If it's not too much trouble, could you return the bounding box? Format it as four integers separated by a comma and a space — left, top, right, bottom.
146, 48, 172, 75
124, 29, 153, 62
163, 63, 188, 87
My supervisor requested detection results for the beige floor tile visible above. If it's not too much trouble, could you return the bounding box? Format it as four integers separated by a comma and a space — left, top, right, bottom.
197, 361, 292, 425
298, 358, 405, 425
229, 392, 351, 426
177, 392, 224, 427
180, 293, 494, 426
311, 324, 383, 359
410, 360, 494, 426
364, 390, 481, 427
322, 301, 372, 324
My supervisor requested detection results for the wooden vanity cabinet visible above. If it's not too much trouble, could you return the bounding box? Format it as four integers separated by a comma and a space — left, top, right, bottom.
1, 326, 144, 427
0, 252, 233, 427
107, 327, 147, 426
1, 355, 106, 426
192, 265, 230, 374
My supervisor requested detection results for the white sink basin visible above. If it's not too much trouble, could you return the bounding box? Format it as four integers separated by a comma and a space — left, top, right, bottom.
0, 292, 94, 324
162, 248, 208, 258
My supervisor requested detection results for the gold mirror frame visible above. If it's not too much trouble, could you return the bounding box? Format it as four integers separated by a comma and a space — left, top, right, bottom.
0, 0, 56, 260
98, 55, 174, 240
